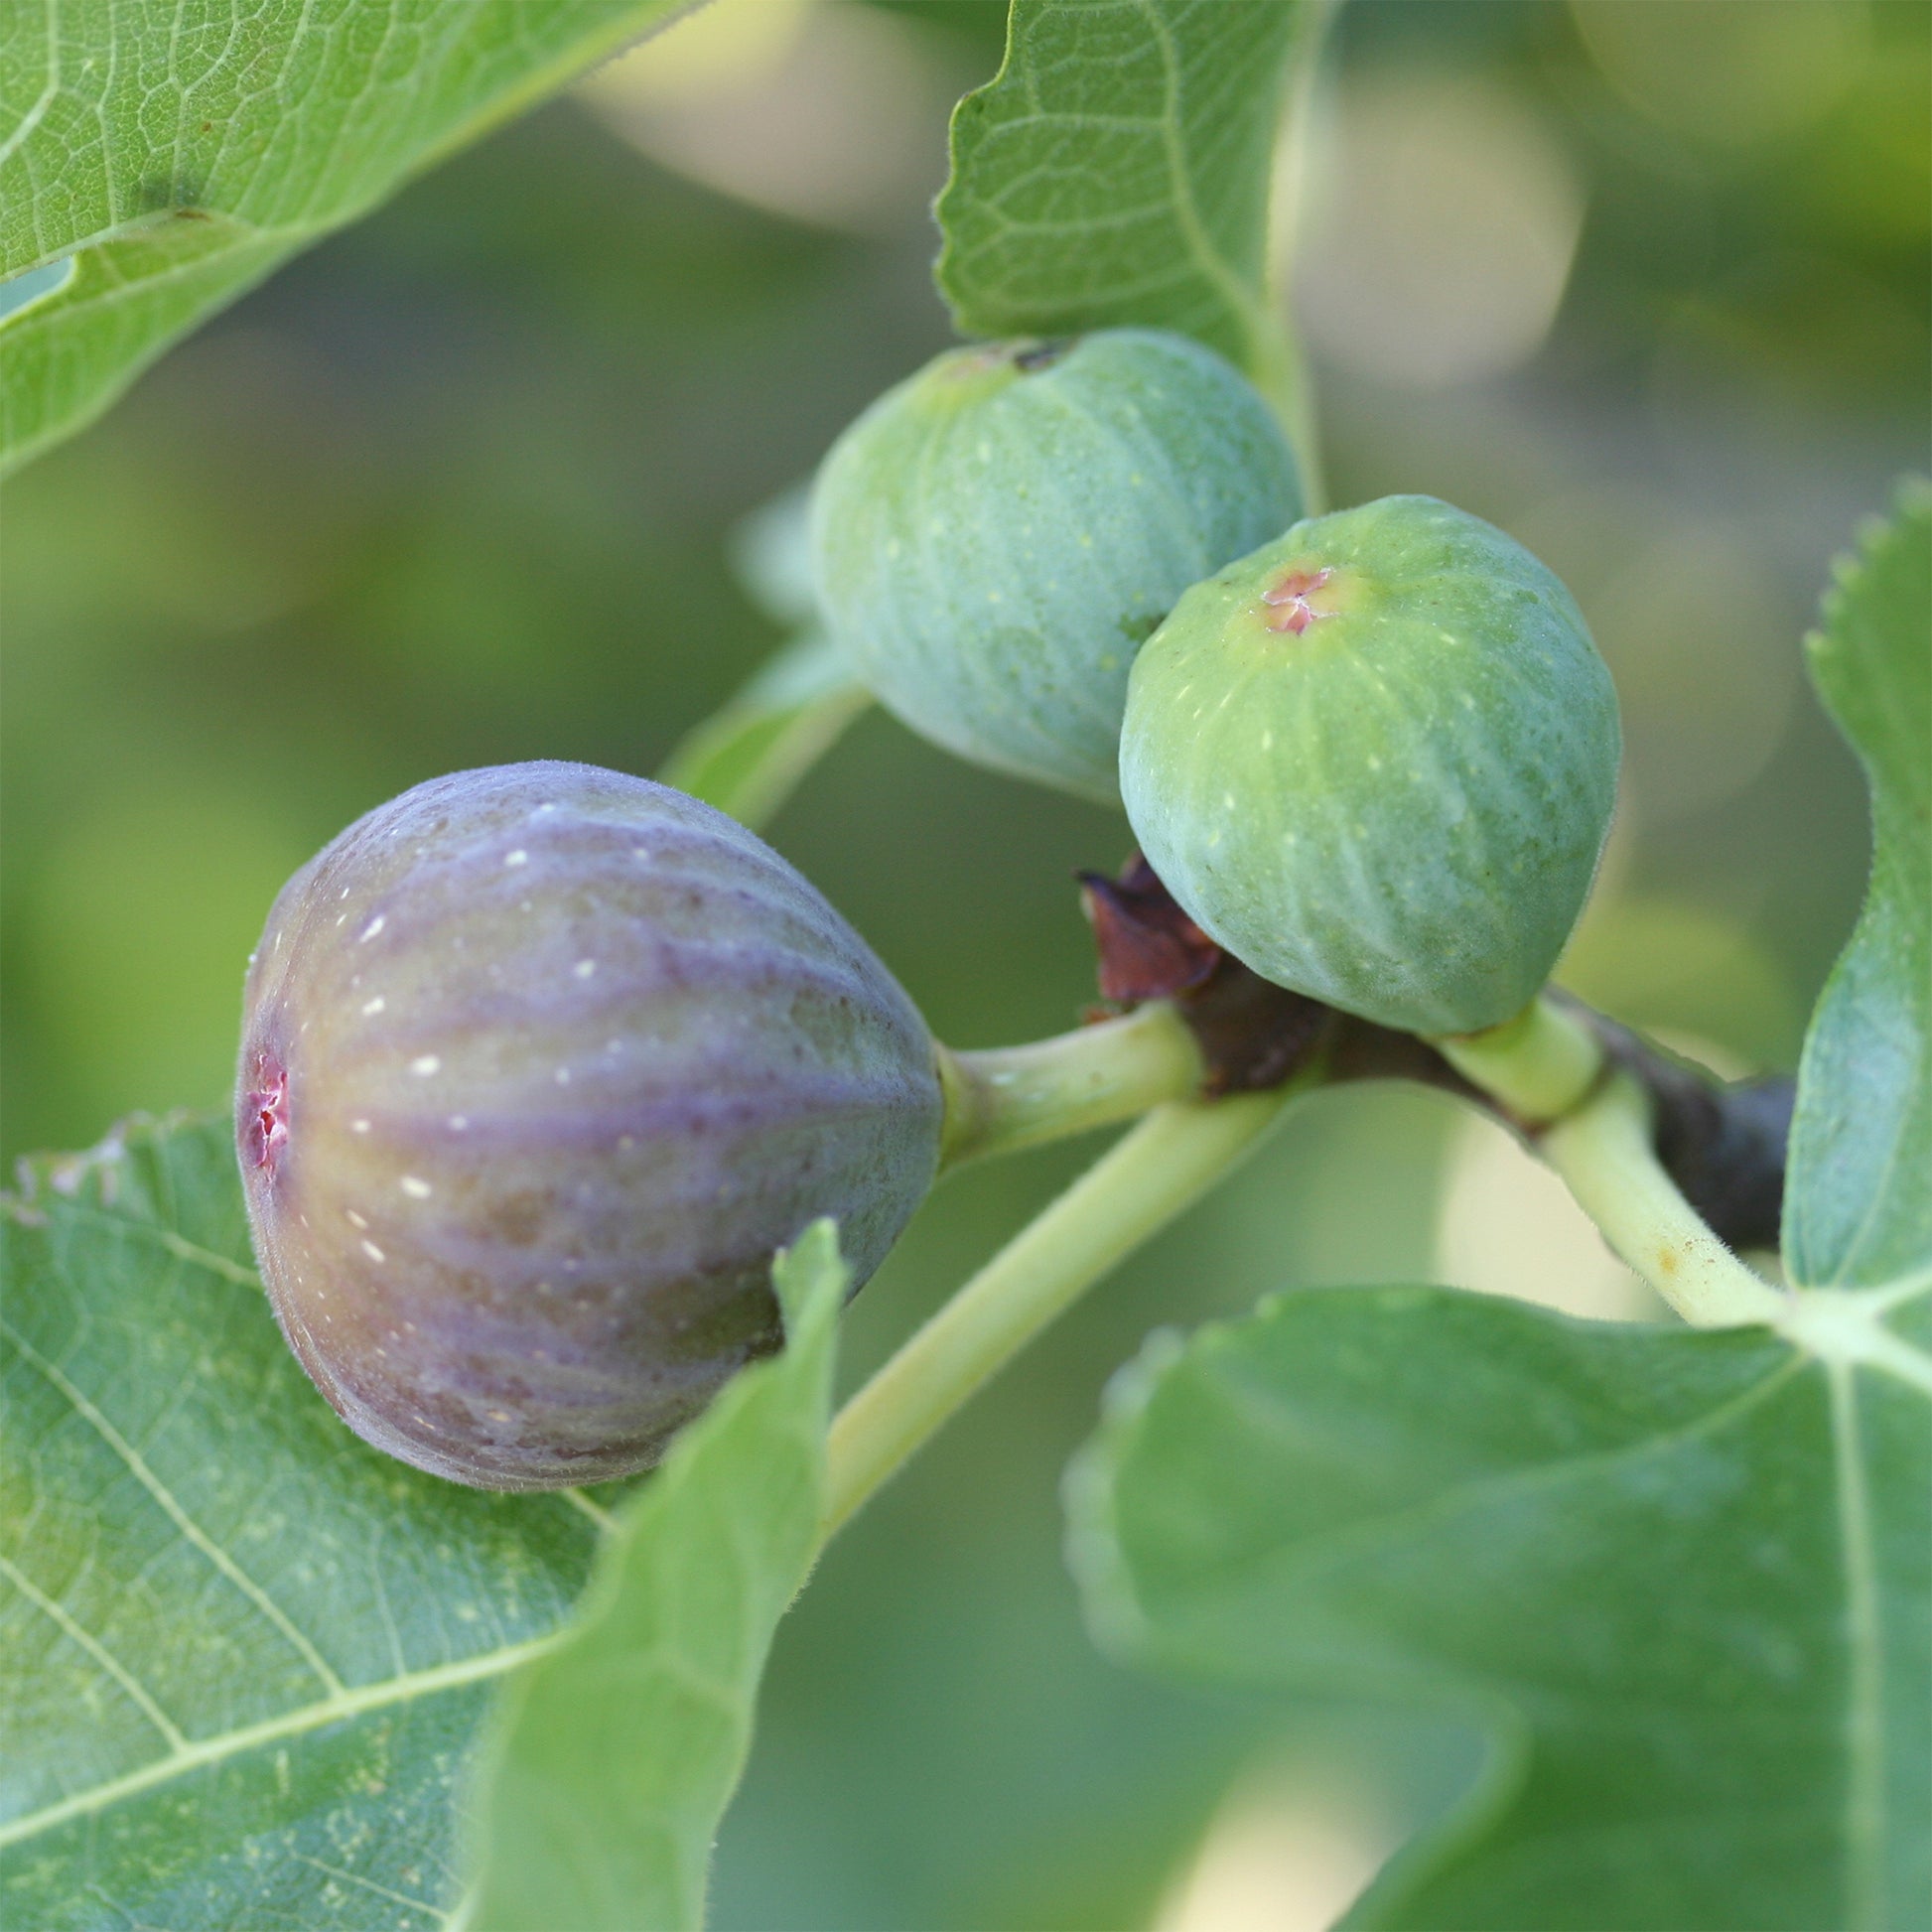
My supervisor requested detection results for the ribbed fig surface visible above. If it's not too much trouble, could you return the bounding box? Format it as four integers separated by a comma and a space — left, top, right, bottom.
237, 762, 941, 1489
811, 328, 1304, 803
1120, 496, 1621, 1035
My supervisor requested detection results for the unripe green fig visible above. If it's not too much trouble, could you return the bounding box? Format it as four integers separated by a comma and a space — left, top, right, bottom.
237, 762, 942, 1490
1120, 495, 1620, 1036
811, 329, 1304, 802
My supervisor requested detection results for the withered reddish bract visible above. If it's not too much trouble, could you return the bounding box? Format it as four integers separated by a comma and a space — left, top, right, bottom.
237, 762, 941, 1489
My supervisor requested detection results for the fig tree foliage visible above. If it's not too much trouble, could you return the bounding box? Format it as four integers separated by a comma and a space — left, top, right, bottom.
0, 3, 1923, 1931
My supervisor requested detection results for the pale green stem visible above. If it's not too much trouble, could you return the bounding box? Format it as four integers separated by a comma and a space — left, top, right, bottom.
1434, 996, 1603, 1125
821, 1090, 1298, 1539
1541, 1073, 1785, 1327
1259, 0, 1336, 512
937, 1004, 1206, 1171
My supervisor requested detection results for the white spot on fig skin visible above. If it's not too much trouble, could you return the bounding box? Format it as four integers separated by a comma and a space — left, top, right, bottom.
555, 1066, 572, 1085
400, 1176, 432, 1199
448, 1115, 469, 1132
360, 1240, 386, 1263
345, 1209, 369, 1229
505, 850, 529, 868
350, 1119, 370, 1135
358, 915, 385, 942
632, 848, 651, 862
410, 1055, 441, 1076
573, 959, 596, 979
361, 997, 385, 1015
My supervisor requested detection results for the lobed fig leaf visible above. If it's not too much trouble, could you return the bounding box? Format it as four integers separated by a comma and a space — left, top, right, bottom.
1120, 495, 1620, 1036
236, 762, 942, 1490
811, 328, 1303, 803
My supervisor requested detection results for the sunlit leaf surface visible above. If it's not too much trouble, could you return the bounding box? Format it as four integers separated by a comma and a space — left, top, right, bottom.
936, 0, 1313, 374
0, 1118, 603, 1929
0, 0, 694, 476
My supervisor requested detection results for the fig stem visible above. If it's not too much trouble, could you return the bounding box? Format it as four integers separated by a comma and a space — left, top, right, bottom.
936, 1004, 1207, 1171
1433, 996, 1604, 1125
820, 1087, 1302, 1540
1541, 1073, 1787, 1327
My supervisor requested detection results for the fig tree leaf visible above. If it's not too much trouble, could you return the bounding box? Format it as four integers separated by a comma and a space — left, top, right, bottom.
0, 0, 697, 478
1784, 481, 1932, 1292
0, 1116, 606, 1929
935, 0, 1318, 377
658, 630, 872, 833
1069, 1283, 1932, 1931
462, 1221, 849, 1932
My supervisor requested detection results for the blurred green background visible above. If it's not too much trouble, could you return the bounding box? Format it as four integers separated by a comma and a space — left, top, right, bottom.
2, 1, 1925, 1925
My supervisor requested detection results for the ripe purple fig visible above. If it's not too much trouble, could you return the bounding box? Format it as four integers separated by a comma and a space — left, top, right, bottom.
237, 762, 942, 1490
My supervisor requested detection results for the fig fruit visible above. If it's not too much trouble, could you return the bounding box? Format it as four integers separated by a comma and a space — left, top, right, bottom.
237, 762, 941, 1490
1119, 495, 1620, 1036
811, 328, 1303, 803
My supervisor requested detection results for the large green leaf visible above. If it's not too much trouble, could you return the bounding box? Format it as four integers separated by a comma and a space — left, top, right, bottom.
1069, 1283, 1932, 1931
462, 1222, 849, 1932
1784, 482, 1932, 1292
935, 0, 1316, 377
0, 0, 695, 477
0, 1117, 604, 1929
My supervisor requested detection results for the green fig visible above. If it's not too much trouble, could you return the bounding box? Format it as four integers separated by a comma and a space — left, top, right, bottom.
1120, 495, 1620, 1036
810, 329, 1304, 803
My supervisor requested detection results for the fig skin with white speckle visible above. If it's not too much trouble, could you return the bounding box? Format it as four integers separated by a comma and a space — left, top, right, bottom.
1121, 495, 1621, 1036
237, 762, 942, 1490
811, 328, 1304, 803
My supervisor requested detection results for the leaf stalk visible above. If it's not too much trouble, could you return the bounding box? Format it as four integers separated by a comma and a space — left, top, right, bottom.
821, 1088, 1299, 1539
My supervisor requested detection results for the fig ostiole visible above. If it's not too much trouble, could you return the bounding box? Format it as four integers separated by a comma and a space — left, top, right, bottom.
238, 762, 943, 1490
811, 328, 1304, 803
1119, 494, 1621, 1037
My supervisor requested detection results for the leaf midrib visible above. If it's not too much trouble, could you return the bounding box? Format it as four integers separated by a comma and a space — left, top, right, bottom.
0, 1630, 562, 1851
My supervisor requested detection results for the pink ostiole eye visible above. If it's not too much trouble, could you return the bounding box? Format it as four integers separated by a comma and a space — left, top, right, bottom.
1261, 567, 1334, 636
245, 1052, 291, 1175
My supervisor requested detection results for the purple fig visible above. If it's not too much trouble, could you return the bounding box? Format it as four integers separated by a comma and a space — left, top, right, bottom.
237, 762, 941, 1490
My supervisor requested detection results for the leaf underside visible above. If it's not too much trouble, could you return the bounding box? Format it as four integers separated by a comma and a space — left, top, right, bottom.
0, 1118, 603, 1930
1070, 1285, 1932, 1932
462, 1223, 849, 1932
0, 0, 695, 478
1783, 480, 1932, 1292
935, 0, 1311, 372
